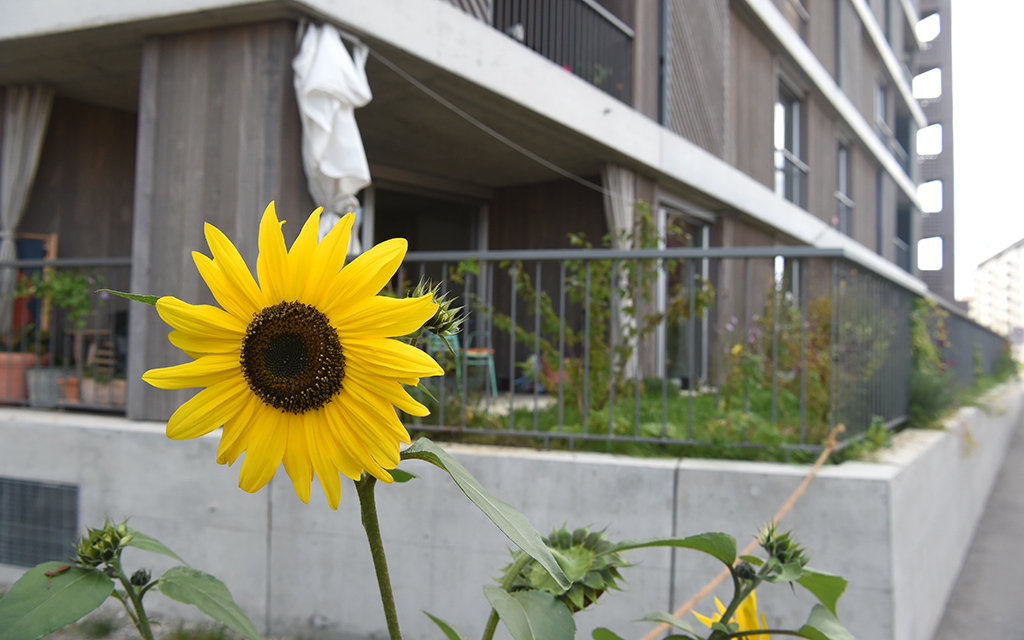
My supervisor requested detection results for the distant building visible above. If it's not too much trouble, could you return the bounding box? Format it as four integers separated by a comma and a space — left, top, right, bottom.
972, 239, 1024, 359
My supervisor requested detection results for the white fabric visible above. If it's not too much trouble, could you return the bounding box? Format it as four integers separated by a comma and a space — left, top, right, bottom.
601, 163, 638, 376
293, 24, 372, 251
0, 85, 53, 335
601, 163, 635, 249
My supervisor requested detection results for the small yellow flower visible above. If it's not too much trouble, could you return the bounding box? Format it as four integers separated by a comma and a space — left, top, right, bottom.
731, 343, 744, 357
143, 203, 443, 509
693, 591, 770, 639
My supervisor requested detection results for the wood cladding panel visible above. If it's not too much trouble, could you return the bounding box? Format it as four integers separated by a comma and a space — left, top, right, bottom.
21, 98, 135, 261
128, 21, 311, 421
729, 12, 775, 187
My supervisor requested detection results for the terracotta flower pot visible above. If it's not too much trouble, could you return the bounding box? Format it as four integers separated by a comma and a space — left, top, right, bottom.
0, 352, 42, 403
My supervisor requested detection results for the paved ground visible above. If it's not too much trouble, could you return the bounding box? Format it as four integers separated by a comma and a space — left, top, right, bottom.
933, 408, 1024, 639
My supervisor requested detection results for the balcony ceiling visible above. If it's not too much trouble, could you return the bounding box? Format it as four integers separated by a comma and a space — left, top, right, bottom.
0, 8, 618, 196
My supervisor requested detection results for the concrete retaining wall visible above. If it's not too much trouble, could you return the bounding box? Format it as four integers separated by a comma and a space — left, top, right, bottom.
1, 380, 1021, 639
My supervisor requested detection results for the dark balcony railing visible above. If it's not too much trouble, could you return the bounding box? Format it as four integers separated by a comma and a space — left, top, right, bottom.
394, 247, 1008, 456
0, 258, 131, 412
492, 0, 634, 104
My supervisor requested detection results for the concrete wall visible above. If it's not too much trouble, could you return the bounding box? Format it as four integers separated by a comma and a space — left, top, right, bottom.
1, 380, 1020, 639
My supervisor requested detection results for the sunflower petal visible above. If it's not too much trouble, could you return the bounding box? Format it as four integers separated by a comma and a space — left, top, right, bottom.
287, 208, 322, 301
324, 403, 393, 480
156, 297, 247, 336
165, 378, 251, 440
305, 212, 355, 299
333, 294, 438, 338
168, 330, 239, 356
203, 222, 264, 311
282, 413, 314, 504
341, 379, 412, 443
216, 397, 260, 465
256, 202, 289, 304
307, 423, 343, 509
345, 338, 444, 379
321, 238, 407, 315
336, 392, 402, 469
193, 252, 257, 322
354, 376, 431, 416
143, 354, 240, 390
237, 405, 288, 493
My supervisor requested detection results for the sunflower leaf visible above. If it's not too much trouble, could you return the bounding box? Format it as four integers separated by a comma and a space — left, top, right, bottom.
157, 566, 260, 640
424, 611, 468, 640
638, 611, 699, 636
797, 569, 848, 616
389, 469, 417, 483
401, 438, 571, 590
126, 528, 189, 566
97, 289, 160, 306
795, 604, 856, 640
611, 533, 737, 568
0, 562, 114, 640
482, 586, 575, 640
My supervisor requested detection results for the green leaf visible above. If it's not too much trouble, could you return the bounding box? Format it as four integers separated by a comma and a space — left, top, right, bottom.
795, 604, 856, 640
0, 562, 114, 640
592, 629, 626, 640
97, 289, 159, 306
401, 438, 570, 590
424, 612, 467, 640
389, 468, 417, 483
766, 560, 806, 584
612, 532, 737, 567
638, 611, 699, 636
127, 529, 188, 565
797, 569, 848, 616
482, 586, 575, 640
157, 566, 260, 640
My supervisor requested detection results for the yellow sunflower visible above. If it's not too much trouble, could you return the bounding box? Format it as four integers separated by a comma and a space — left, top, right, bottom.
693, 590, 770, 639
143, 202, 443, 509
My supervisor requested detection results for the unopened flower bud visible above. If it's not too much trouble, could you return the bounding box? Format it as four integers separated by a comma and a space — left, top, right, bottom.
130, 569, 151, 587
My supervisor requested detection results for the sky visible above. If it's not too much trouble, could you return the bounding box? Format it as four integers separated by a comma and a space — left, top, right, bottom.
950, 0, 1024, 300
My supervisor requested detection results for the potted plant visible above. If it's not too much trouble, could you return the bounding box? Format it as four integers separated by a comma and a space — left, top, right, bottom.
15, 269, 99, 407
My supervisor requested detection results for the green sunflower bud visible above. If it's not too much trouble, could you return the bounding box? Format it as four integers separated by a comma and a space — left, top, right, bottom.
757, 524, 808, 570
130, 568, 151, 587
413, 279, 463, 339
75, 519, 132, 567
502, 526, 628, 613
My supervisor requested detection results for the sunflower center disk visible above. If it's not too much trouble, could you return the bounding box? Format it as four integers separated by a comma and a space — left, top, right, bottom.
241, 301, 344, 414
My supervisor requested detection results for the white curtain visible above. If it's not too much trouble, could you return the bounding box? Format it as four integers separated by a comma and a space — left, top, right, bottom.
0, 85, 54, 335
601, 163, 638, 376
602, 163, 635, 249
293, 23, 372, 251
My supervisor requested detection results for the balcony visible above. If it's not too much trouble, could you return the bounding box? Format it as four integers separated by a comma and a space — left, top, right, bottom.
490, 0, 634, 104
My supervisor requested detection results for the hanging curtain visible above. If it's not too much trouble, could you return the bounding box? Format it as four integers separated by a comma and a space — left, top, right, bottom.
0, 85, 54, 336
293, 23, 372, 251
602, 163, 635, 249
601, 163, 638, 376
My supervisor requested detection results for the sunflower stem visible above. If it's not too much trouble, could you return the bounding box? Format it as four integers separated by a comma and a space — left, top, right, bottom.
355, 475, 403, 640
481, 551, 532, 640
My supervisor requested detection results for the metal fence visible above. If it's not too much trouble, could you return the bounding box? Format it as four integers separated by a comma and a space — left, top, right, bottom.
394, 247, 1008, 454
0, 258, 132, 412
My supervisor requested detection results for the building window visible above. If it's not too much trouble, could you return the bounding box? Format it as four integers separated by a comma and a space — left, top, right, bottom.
0, 477, 79, 567
916, 12, 941, 44
774, 84, 807, 207
895, 204, 912, 272
875, 83, 890, 138
835, 145, 853, 235
875, 169, 885, 254
782, 0, 810, 40
913, 68, 942, 101
917, 123, 943, 157
918, 236, 943, 271
918, 179, 943, 213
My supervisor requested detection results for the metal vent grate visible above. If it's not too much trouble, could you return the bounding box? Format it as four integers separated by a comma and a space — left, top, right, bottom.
0, 477, 79, 567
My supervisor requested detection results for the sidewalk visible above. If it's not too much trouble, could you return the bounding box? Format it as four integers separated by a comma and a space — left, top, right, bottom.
933, 406, 1024, 639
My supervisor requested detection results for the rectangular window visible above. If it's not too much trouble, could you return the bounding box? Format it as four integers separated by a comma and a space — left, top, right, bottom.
895, 204, 912, 272
875, 84, 889, 138
835, 145, 853, 235
875, 169, 885, 255
774, 85, 807, 208
782, 0, 810, 39
0, 477, 79, 567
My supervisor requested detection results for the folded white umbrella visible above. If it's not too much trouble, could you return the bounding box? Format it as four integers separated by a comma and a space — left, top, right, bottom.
293, 23, 372, 250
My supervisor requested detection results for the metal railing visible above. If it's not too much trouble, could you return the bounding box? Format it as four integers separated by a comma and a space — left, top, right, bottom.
492, 0, 634, 104
394, 247, 1008, 454
0, 258, 131, 412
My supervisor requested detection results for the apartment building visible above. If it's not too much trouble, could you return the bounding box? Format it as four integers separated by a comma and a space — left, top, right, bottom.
972, 239, 1024, 359
0, 0, 941, 420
